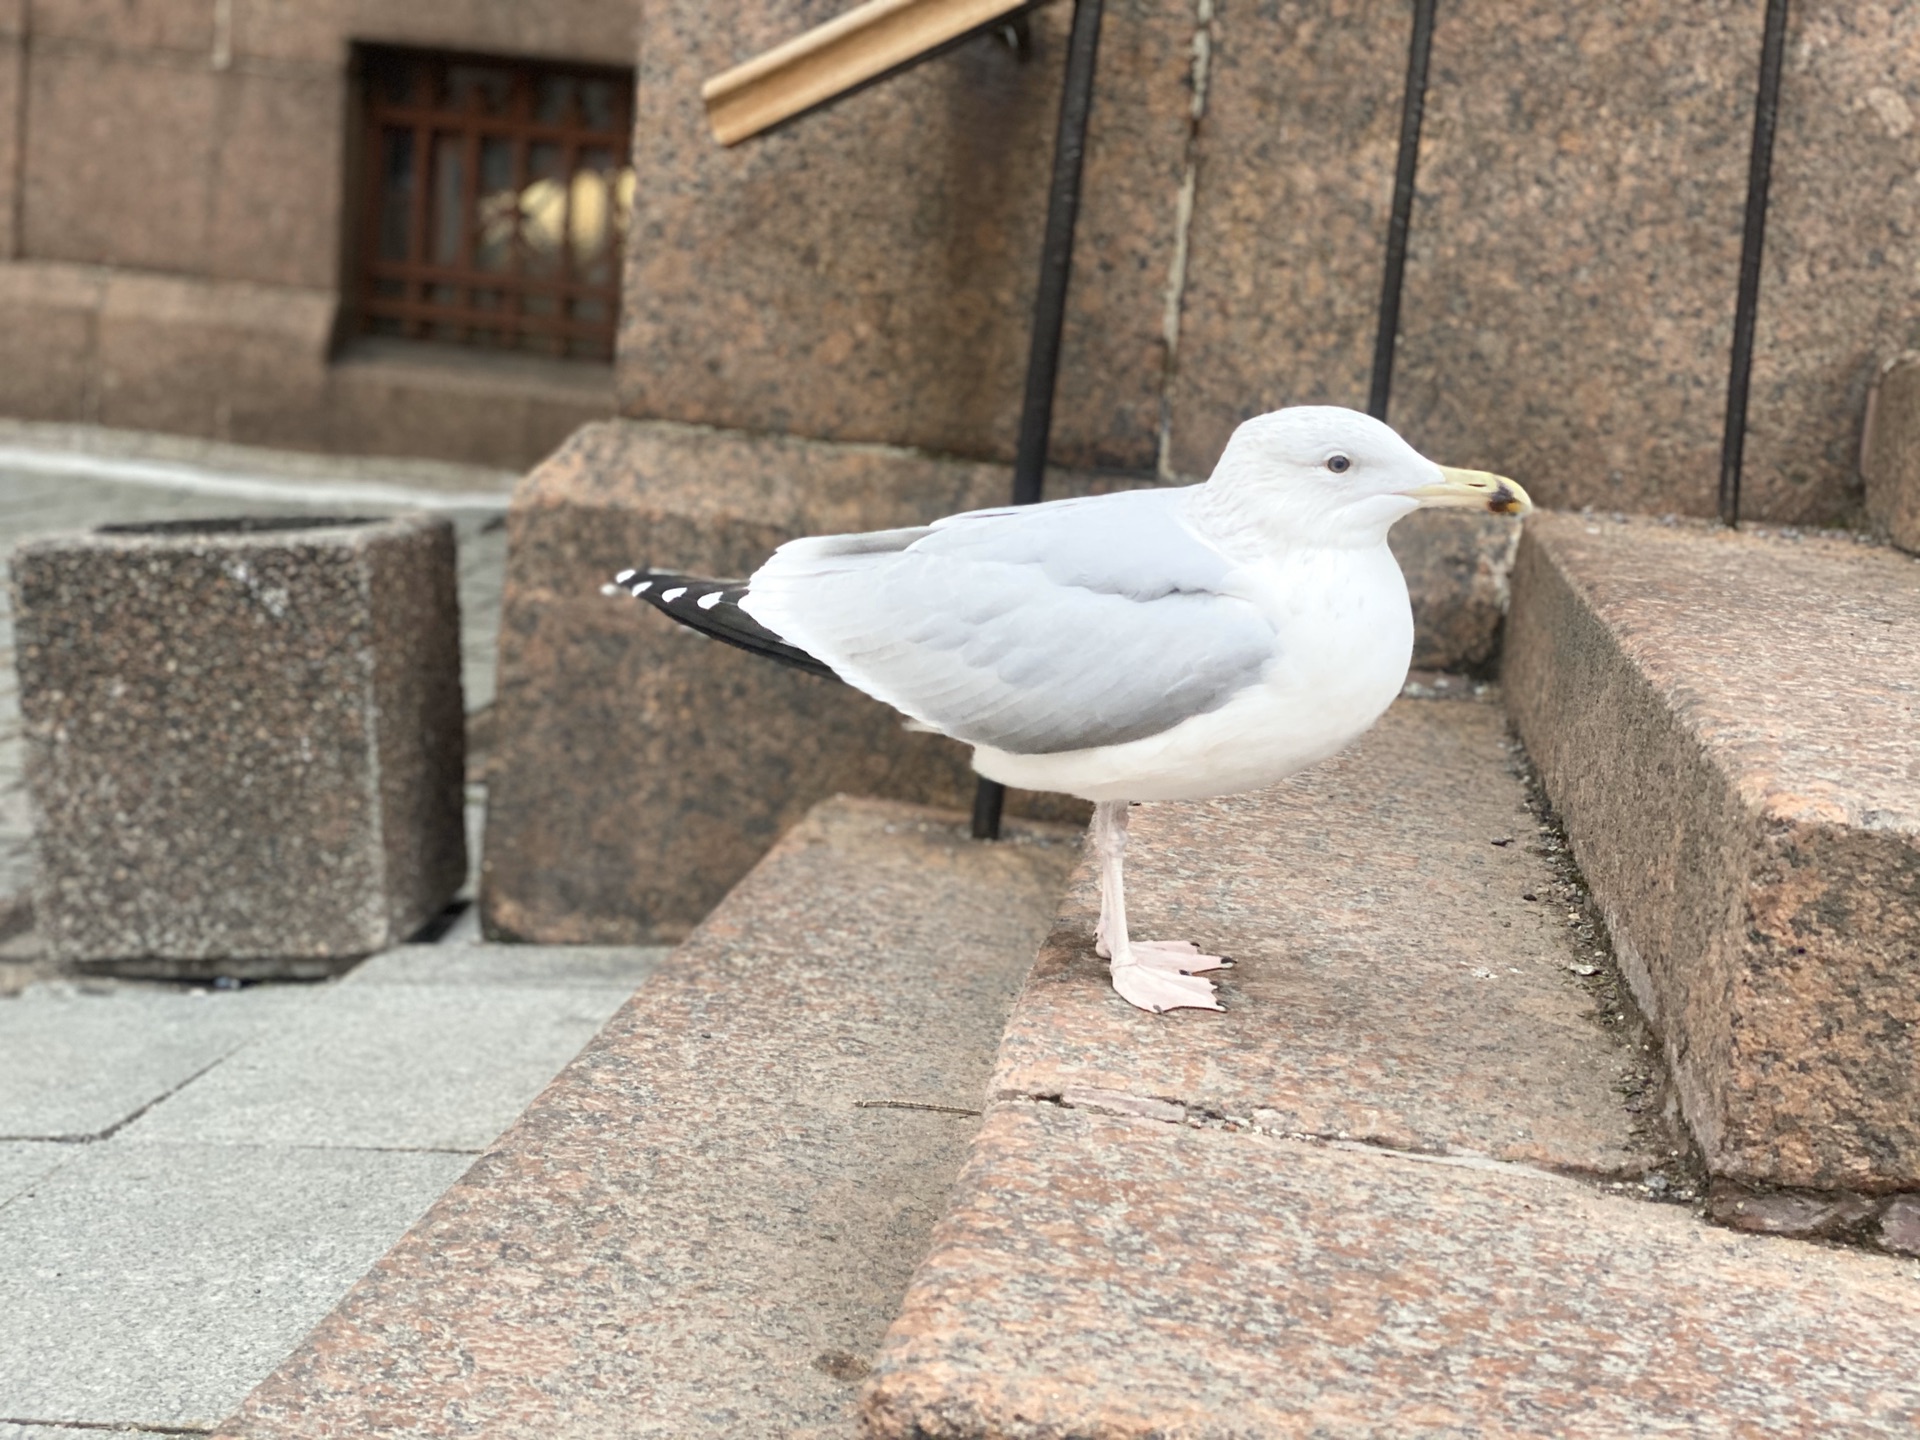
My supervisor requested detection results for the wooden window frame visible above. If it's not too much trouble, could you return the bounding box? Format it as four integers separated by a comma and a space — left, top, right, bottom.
351, 44, 635, 362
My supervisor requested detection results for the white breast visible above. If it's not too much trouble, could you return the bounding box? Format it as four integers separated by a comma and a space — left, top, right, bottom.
972, 542, 1413, 803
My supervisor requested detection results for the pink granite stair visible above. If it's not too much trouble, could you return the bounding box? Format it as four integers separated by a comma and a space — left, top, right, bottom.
211, 797, 1078, 1439
1504, 513, 1920, 1206
862, 695, 1920, 1437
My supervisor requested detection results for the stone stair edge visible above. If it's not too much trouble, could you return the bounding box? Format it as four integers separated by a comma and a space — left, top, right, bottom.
210, 789, 1081, 1440
1503, 508, 1920, 1202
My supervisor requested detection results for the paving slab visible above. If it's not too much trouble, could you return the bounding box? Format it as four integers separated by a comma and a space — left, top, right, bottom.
1504, 512, 1920, 1191
0, 982, 311, 1139
865, 1103, 1920, 1439
0, 1140, 71, 1207
214, 797, 1079, 1440
0, 1140, 471, 1431
995, 698, 1661, 1177
343, 943, 668, 990
122, 981, 640, 1152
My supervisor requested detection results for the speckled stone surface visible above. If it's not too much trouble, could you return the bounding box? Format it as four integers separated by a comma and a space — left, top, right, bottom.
213, 797, 1078, 1440
864, 1104, 1920, 1438
1742, 4, 1920, 524
1387, 0, 1754, 519
1863, 351, 1920, 553
619, 0, 1193, 473
480, 420, 1094, 944
992, 698, 1661, 1177
11, 513, 465, 974
1505, 512, 1920, 1190
1164, 0, 1411, 478
1389, 508, 1520, 673
484, 420, 1528, 943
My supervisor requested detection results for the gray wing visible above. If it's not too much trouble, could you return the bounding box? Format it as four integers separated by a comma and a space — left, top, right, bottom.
740, 487, 1276, 755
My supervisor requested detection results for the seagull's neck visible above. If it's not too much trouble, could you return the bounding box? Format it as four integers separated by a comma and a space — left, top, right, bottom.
1182, 479, 1405, 563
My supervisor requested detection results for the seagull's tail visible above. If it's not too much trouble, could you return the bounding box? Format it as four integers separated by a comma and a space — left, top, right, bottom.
601, 570, 837, 679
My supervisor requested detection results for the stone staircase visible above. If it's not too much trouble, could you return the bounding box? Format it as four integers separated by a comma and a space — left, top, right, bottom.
213, 797, 1080, 1439
211, 514, 1919, 1437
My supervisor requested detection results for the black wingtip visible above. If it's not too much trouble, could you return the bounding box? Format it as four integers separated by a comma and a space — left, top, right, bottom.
602, 570, 837, 680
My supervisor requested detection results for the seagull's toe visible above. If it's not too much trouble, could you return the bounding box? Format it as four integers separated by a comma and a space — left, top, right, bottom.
1109, 962, 1223, 1014
1129, 940, 1231, 975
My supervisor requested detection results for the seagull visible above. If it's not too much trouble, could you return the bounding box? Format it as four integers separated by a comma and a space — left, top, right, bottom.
605, 406, 1530, 1013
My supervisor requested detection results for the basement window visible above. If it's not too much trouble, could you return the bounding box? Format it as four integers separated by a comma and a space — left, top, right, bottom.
352, 46, 635, 362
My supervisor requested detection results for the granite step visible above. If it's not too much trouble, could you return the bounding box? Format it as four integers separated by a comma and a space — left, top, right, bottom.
862, 696, 1920, 1437
211, 796, 1078, 1440
1504, 512, 1920, 1209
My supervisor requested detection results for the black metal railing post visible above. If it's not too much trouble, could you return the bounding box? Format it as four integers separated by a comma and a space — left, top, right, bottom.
973, 0, 1106, 841
1368, 0, 1438, 421
1719, 0, 1792, 527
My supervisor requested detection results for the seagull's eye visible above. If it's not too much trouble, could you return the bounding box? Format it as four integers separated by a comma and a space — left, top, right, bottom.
1326, 454, 1351, 474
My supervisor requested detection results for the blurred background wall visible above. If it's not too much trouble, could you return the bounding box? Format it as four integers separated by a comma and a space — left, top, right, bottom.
0, 0, 638, 470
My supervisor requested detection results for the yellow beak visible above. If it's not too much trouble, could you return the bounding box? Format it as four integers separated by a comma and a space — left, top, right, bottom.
1402, 467, 1533, 517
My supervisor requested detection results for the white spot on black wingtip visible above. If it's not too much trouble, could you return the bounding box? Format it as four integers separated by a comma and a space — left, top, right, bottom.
696, 591, 723, 610
615, 568, 637, 584
630, 580, 653, 596
660, 586, 687, 603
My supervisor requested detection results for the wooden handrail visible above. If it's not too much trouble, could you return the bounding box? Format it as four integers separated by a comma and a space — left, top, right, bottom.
702, 0, 1047, 145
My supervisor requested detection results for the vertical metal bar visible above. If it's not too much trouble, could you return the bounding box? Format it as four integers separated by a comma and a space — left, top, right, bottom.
355, 57, 388, 339
404, 57, 435, 340
458, 104, 482, 343
559, 139, 581, 357
1719, 0, 1791, 527
973, 0, 1106, 842
1367, 0, 1437, 421
509, 70, 531, 350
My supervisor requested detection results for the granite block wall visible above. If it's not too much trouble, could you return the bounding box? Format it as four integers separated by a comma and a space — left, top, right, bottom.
1864, 352, 1920, 553
1387, 0, 1758, 518
619, 0, 1916, 524
1161, 0, 1411, 476
1742, 2, 1920, 524
620, 0, 1195, 473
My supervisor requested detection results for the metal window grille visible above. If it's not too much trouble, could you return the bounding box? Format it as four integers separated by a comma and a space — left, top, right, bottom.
353, 46, 635, 362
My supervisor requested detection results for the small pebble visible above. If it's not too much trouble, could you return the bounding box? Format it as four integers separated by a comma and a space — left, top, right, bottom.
1490, 836, 1514, 847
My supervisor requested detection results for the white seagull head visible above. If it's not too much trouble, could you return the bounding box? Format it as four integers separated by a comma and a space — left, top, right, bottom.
1201, 405, 1531, 550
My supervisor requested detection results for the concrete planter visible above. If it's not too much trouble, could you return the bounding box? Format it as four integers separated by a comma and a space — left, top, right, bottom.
11, 513, 466, 977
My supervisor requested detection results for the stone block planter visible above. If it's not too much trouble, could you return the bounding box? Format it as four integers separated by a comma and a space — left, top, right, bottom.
10, 514, 466, 977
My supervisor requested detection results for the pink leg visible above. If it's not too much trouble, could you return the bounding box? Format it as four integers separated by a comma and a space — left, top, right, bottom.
1091, 801, 1224, 1014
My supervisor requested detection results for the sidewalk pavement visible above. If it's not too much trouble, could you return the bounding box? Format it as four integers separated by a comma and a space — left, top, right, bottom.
0, 427, 658, 1436
0, 943, 666, 1435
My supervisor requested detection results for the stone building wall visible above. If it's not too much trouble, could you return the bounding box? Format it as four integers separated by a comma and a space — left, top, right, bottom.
0, 0, 637, 469
3, 0, 1911, 511
620, 0, 1920, 525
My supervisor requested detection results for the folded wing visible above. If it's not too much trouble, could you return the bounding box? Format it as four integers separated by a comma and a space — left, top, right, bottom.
741, 488, 1276, 756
